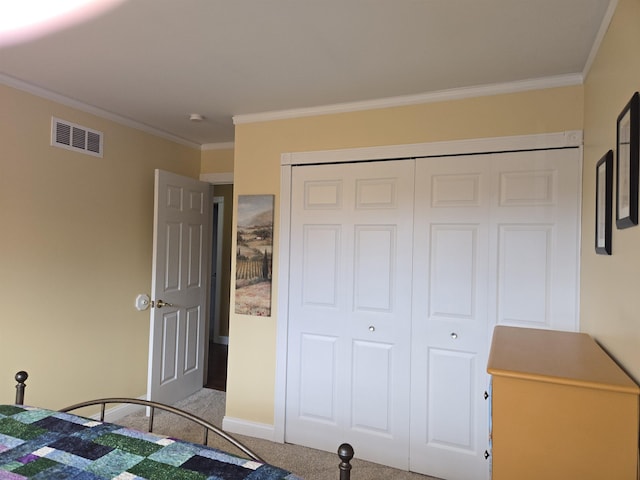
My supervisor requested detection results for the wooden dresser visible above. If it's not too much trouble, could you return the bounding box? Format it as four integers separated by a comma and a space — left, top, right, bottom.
487, 326, 639, 480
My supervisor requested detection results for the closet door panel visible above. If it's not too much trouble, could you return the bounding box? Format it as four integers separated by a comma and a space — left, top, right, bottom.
286, 160, 415, 469
411, 157, 491, 480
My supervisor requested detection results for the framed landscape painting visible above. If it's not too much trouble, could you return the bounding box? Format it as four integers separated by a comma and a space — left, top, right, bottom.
234, 195, 274, 316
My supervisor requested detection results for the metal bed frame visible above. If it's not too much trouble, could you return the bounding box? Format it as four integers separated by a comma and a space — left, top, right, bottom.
13, 371, 354, 480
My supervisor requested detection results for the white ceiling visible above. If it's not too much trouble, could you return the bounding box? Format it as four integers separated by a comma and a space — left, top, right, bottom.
0, 0, 613, 147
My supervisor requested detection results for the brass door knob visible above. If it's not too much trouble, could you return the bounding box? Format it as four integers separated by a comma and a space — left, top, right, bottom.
154, 299, 174, 308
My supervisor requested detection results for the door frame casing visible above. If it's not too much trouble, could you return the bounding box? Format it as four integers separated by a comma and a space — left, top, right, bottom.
274, 131, 583, 442
210, 195, 229, 345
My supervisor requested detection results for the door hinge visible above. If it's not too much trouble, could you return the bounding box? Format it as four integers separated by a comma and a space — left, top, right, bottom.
484, 390, 489, 400
484, 450, 490, 460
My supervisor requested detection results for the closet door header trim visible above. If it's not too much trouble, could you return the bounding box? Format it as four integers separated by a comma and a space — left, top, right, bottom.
281, 131, 582, 166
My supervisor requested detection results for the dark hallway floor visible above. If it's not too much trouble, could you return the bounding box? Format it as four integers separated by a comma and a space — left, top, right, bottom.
205, 342, 228, 391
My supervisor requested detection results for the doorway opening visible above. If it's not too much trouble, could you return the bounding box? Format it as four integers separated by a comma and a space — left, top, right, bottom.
205, 185, 233, 391
206, 342, 228, 391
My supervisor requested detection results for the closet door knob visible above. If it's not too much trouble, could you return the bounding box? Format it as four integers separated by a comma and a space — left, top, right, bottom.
369, 326, 376, 332
450, 332, 458, 339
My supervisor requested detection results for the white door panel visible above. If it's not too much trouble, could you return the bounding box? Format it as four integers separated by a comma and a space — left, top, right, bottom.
429, 225, 479, 318
498, 225, 553, 325
148, 169, 211, 405
352, 340, 393, 431
298, 334, 338, 421
286, 160, 415, 469
427, 348, 477, 448
301, 225, 340, 307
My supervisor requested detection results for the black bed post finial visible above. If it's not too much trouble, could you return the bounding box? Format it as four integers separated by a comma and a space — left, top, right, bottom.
15, 371, 28, 405
338, 443, 354, 480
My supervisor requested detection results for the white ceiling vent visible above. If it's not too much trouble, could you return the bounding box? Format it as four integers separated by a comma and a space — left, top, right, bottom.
51, 117, 103, 157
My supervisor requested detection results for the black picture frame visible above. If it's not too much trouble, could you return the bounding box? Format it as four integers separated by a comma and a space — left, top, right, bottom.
616, 92, 639, 229
596, 150, 613, 255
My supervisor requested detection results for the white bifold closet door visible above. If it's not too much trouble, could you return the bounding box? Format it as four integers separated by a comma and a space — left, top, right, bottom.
284, 147, 580, 480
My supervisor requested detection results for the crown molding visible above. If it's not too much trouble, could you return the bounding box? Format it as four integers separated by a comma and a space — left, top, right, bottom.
201, 142, 235, 151
583, 0, 618, 78
3, 69, 587, 147
0, 73, 201, 149
200, 172, 234, 184
233, 74, 583, 125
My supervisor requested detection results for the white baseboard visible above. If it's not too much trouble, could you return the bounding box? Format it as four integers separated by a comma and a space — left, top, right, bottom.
76, 400, 277, 444
222, 416, 278, 443
79, 396, 147, 423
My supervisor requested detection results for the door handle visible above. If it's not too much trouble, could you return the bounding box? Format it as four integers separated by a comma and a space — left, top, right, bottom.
154, 299, 174, 309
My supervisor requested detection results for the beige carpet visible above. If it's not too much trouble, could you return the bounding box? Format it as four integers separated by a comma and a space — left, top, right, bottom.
117, 388, 441, 480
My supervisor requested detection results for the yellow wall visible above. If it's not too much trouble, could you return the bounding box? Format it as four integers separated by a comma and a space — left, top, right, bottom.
0, 84, 200, 408
201, 147, 234, 174
228, 86, 584, 424
581, 0, 640, 381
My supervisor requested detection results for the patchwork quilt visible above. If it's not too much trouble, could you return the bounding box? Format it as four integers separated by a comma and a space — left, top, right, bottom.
0, 405, 303, 479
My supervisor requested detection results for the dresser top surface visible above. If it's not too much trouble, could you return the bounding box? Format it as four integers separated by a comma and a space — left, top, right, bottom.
487, 326, 640, 394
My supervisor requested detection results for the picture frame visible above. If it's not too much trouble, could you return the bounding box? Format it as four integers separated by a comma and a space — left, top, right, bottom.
595, 150, 613, 255
234, 194, 274, 316
616, 91, 639, 229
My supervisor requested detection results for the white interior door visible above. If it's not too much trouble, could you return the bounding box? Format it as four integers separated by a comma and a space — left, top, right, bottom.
286, 160, 415, 469
148, 169, 211, 405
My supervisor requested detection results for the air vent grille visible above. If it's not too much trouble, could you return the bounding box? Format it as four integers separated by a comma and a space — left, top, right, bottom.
51, 117, 103, 157
87, 131, 101, 154
56, 122, 71, 146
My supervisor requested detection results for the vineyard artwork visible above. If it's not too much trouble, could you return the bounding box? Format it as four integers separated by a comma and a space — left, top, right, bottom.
235, 194, 274, 316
